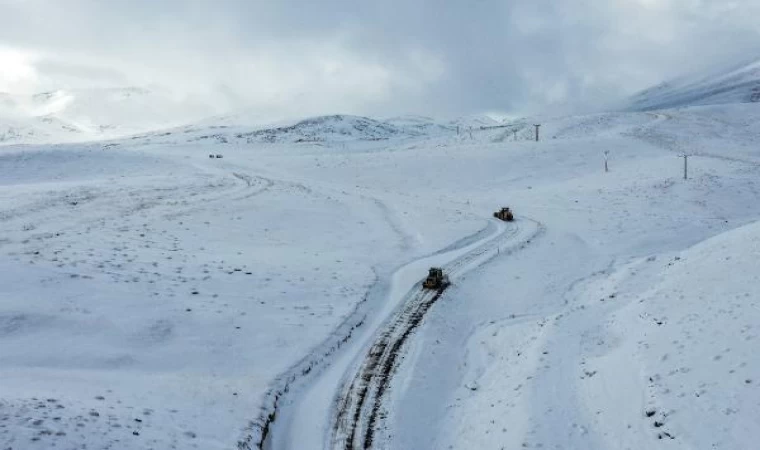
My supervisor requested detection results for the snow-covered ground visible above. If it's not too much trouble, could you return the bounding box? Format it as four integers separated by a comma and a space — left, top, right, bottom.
1, 101, 760, 450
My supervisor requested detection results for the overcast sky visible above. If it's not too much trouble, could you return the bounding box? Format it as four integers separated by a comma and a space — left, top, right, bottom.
1, 0, 760, 120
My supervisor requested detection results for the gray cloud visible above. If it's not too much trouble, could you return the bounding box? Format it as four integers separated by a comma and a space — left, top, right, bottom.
1, 0, 760, 121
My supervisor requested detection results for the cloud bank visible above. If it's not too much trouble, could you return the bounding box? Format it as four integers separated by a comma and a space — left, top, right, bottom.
1, 0, 759, 121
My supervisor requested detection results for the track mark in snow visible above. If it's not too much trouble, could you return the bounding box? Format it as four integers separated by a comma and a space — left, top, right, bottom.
242, 219, 535, 450
236, 279, 379, 450
230, 173, 275, 201
332, 218, 543, 450
369, 198, 416, 251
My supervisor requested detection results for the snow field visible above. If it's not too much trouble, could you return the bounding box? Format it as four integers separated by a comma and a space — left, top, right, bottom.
0, 143, 483, 449
579, 222, 760, 449
380, 104, 760, 450
1, 102, 760, 450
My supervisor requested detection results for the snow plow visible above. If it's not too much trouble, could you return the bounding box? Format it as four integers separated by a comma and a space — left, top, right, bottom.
422, 267, 450, 290
493, 207, 514, 222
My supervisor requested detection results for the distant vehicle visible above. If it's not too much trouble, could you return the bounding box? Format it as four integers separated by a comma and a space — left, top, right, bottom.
422, 267, 450, 290
493, 207, 514, 222
215, 154, 224, 159
209, 154, 214, 158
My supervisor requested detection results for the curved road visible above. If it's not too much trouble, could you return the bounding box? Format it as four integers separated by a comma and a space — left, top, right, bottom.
263, 217, 542, 450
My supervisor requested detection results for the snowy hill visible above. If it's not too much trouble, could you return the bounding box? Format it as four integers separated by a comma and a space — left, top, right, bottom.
0, 87, 219, 145
576, 219, 760, 448
627, 57, 760, 111
448, 114, 501, 129
384, 115, 453, 134
234, 115, 420, 143
1, 90, 502, 148
119, 114, 461, 148
0, 115, 81, 144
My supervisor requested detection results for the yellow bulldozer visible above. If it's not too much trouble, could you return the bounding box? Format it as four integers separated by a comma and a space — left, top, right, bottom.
422, 267, 450, 290
493, 207, 514, 222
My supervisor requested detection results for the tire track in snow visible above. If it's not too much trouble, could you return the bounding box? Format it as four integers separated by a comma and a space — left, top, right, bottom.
367, 197, 416, 252
332, 218, 543, 450
242, 218, 539, 450
631, 111, 760, 167
238, 220, 493, 450
162, 171, 273, 220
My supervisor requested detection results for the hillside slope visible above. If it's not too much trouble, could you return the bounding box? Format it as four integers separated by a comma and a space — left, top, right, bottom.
113, 114, 460, 149
627, 57, 760, 111
0, 87, 218, 145
578, 219, 760, 449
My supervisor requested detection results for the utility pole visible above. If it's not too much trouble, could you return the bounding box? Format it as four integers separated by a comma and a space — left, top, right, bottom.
604, 150, 609, 173
683, 154, 689, 180
534, 124, 541, 142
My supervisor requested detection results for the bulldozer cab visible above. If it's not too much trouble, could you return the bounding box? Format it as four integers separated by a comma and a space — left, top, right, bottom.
494, 207, 514, 222
423, 267, 449, 290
